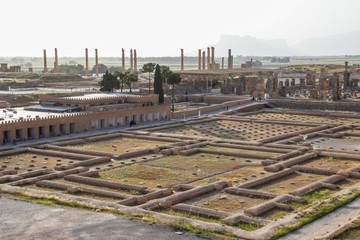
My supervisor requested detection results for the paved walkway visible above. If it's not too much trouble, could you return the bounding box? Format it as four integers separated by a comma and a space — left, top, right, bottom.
279, 197, 360, 240
0, 196, 205, 240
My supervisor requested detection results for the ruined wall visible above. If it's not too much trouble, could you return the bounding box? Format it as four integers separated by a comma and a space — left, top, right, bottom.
269, 99, 360, 111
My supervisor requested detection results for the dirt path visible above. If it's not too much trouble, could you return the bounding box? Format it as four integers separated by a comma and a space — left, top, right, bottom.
279, 197, 360, 240
0, 196, 205, 240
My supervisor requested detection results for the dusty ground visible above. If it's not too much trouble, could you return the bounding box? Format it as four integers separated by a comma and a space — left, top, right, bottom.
0, 153, 77, 174
0, 196, 204, 240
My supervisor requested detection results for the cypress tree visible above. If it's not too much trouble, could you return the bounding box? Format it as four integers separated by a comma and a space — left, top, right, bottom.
153, 64, 164, 103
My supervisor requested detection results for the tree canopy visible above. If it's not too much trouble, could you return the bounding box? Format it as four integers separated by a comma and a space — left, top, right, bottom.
91, 63, 108, 74
142, 62, 156, 94
160, 65, 171, 83
57, 64, 85, 74
99, 71, 119, 92
153, 64, 164, 103
125, 73, 138, 93
167, 72, 181, 85
113, 71, 127, 92
167, 72, 182, 112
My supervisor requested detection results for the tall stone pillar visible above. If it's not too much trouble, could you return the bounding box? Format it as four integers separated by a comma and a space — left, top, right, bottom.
322, 78, 327, 100
344, 61, 350, 88
332, 73, 340, 101
259, 76, 265, 98
130, 49, 133, 73
134, 49, 137, 72
43, 49, 48, 73
222, 57, 224, 69
211, 47, 215, 70
228, 49, 233, 69
285, 79, 289, 87
122, 48, 125, 73
95, 48, 99, 77
300, 78, 305, 88
207, 47, 210, 70
198, 49, 201, 70
54, 48, 58, 73
85, 48, 89, 76
202, 51, 206, 70
181, 48, 184, 71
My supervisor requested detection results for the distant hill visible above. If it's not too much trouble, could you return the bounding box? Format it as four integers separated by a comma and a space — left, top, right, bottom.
187, 32, 360, 57
293, 31, 360, 56
188, 34, 298, 57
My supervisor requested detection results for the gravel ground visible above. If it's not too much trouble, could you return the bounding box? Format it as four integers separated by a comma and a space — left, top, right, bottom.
0, 196, 206, 240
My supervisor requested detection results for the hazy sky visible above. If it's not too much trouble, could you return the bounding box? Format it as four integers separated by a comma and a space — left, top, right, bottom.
1, 0, 359, 57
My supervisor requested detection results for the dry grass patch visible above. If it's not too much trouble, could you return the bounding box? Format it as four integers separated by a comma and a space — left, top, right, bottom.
192, 166, 268, 186
185, 191, 267, 213
99, 164, 208, 188
150, 154, 252, 174
66, 137, 166, 153
254, 172, 324, 194
300, 157, 359, 171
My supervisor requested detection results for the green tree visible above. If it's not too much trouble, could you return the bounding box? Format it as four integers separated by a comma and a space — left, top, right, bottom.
125, 73, 138, 93
113, 71, 127, 92
160, 65, 171, 83
91, 63, 108, 74
153, 64, 164, 103
58, 64, 85, 74
99, 70, 119, 92
167, 72, 182, 112
252, 60, 263, 67
142, 62, 156, 94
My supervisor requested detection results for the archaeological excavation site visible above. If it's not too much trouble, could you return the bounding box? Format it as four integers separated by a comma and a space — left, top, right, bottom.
2, 75, 360, 239
1, 39, 360, 240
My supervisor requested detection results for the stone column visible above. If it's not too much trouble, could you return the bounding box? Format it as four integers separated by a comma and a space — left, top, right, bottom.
300, 78, 305, 88
279, 81, 283, 88
228, 49, 232, 69
134, 49, 137, 72
198, 49, 201, 70
130, 49, 133, 73
54, 48, 58, 73
321, 78, 327, 100
332, 73, 340, 101
85, 48, 89, 76
202, 51, 205, 70
211, 47, 215, 70
222, 57, 224, 69
181, 48, 184, 71
285, 79, 289, 87
43, 49, 47, 73
344, 61, 350, 88
246, 78, 250, 94
259, 76, 265, 98
206, 76, 209, 93
306, 73, 311, 86
207, 47, 210, 70
122, 48, 125, 73
95, 48, 99, 77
